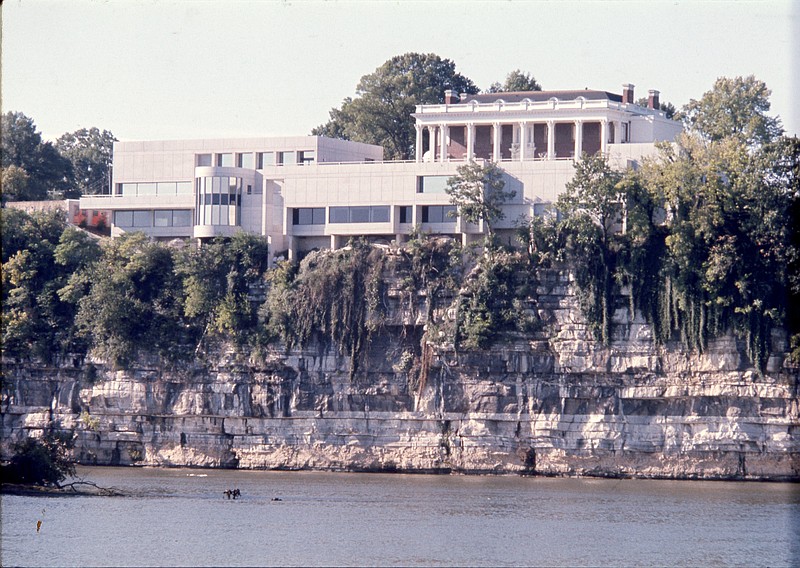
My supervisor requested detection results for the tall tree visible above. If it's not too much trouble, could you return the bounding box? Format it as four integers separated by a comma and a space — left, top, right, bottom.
682, 75, 782, 146
56, 127, 117, 196
446, 161, 515, 240
486, 70, 542, 93
312, 53, 478, 160
1, 112, 72, 202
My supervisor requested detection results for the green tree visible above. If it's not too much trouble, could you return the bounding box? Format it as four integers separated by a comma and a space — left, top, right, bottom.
56, 127, 117, 196
556, 153, 626, 344
682, 75, 782, 146
1, 430, 76, 487
445, 161, 515, 240
312, 53, 478, 160
178, 233, 270, 344
77, 233, 186, 366
486, 70, 542, 93
1, 112, 73, 201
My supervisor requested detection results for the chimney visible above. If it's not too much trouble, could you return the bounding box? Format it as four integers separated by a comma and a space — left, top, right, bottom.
622, 83, 635, 104
648, 89, 660, 110
444, 90, 459, 105
459, 92, 467, 102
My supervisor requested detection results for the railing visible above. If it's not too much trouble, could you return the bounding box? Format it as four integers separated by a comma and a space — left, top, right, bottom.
414, 98, 659, 117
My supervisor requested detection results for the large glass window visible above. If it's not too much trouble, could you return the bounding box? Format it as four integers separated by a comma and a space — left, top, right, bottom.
137, 183, 157, 196
370, 206, 390, 223
173, 210, 192, 227
121, 183, 136, 196
417, 176, 450, 194
327, 206, 391, 223
257, 152, 275, 168
176, 181, 193, 194
154, 210, 173, 227
114, 211, 133, 226
280, 151, 296, 166
399, 206, 412, 224
421, 205, 456, 223
195, 175, 242, 227
237, 153, 254, 169
196, 154, 212, 167
299, 150, 315, 165
133, 210, 152, 227
293, 207, 326, 225
217, 153, 234, 167
157, 182, 176, 195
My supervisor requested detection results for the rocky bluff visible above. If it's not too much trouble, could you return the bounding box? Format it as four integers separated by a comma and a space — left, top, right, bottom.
2, 271, 798, 480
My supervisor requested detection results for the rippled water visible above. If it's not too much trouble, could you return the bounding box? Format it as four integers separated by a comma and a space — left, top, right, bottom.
2, 466, 798, 567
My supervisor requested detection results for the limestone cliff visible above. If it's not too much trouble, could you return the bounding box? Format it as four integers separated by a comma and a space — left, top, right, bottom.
2, 273, 798, 480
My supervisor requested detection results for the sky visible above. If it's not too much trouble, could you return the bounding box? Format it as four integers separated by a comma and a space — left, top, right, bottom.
2, 0, 798, 142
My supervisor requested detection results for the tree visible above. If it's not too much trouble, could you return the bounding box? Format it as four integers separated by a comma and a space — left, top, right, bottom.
1, 112, 72, 201
682, 75, 782, 146
556, 154, 626, 344
1, 430, 76, 487
312, 53, 478, 160
446, 161, 515, 240
486, 70, 542, 93
56, 127, 117, 196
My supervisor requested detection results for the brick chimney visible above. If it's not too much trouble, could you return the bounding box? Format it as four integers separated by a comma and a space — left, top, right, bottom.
622, 83, 635, 104
459, 92, 467, 102
648, 89, 660, 110
444, 90, 459, 105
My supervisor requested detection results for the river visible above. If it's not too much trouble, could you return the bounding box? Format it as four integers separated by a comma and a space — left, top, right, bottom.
2, 466, 798, 567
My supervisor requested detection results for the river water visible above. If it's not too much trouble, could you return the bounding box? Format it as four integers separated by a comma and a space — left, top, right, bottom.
2, 466, 798, 567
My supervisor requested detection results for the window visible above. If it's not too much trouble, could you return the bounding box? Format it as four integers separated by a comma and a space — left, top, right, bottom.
120, 183, 136, 196
327, 206, 391, 223
133, 210, 152, 227
237, 153, 254, 169
154, 210, 173, 227
399, 206, 412, 224
257, 152, 275, 168
176, 181, 192, 194
137, 183, 156, 196
417, 176, 450, 194
350, 206, 370, 223
421, 205, 456, 223
293, 207, 326, 225
196, 154, 212, 167
370, 206, 390, 223
173, 210, 192, 227
280, 151, 296, 166
217, 153, 234, 167
114, 211, 133, 227
329, 207, 349, 223
157, 182, 176, 195
299, 150, 315, 165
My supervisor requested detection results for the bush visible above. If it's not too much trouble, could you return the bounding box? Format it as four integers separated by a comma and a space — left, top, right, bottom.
1, 431, 76, 486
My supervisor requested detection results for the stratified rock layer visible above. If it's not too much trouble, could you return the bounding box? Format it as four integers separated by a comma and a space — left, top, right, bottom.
2, 274, 798, 480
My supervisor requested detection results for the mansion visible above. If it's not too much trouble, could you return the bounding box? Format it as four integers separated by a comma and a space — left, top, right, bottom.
79, 85, 682, 259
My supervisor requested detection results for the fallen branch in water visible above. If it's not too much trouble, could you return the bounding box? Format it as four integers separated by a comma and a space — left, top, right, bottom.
58, 478, 125, 496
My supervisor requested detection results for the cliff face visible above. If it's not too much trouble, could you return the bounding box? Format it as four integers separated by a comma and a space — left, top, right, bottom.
2, 273, 798, 480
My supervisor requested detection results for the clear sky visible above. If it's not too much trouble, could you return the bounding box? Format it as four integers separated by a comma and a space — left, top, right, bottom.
2, 0, 798, 142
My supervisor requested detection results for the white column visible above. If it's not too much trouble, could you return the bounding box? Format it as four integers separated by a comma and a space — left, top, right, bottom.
547, 120, 555, 160
428, 126, 437, 161
492, 122, 501, 162
613, 120, 621, 144
518, 122, 527, 161
467, 123, 475, 161
440, 124, 449, 162
415, 124, 423, 162
600, 119, 608, 155
574, 120, 583, 160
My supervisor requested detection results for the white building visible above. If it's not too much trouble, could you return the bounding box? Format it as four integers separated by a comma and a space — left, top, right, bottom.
80, 85, 682, 258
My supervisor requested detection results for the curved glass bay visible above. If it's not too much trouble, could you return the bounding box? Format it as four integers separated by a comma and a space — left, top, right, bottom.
2, 466, 798, 567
